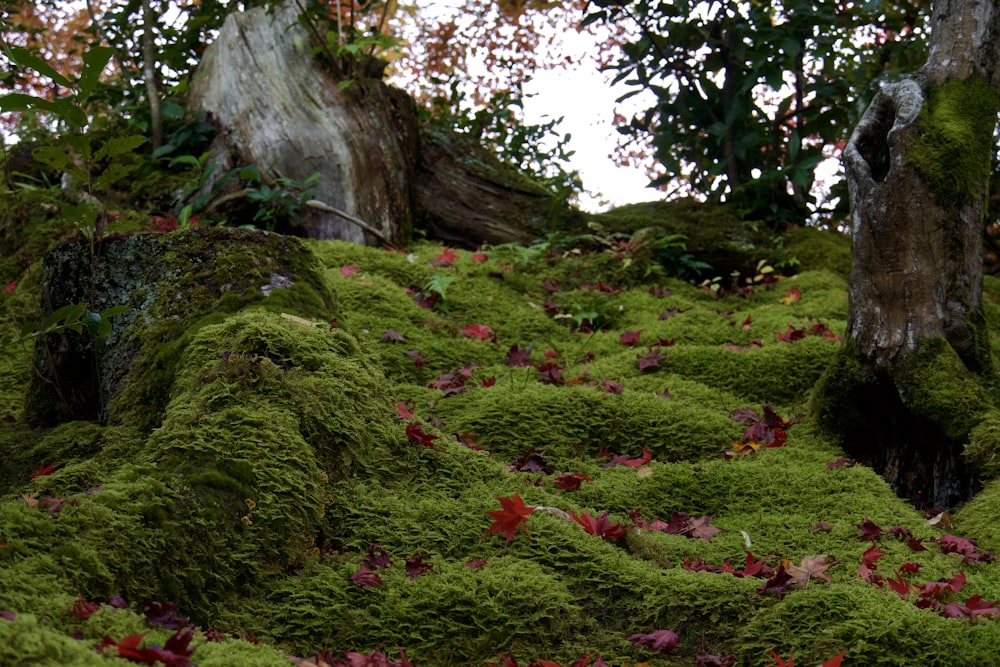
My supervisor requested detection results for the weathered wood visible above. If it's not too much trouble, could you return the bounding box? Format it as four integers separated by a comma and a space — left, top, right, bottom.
187, 2, 574, 248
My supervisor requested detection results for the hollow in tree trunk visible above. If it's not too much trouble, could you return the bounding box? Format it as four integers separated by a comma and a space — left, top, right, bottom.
814, 0, 1000, 509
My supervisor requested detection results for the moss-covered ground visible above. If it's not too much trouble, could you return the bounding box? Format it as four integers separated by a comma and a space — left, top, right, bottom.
2, 223, 1000, 666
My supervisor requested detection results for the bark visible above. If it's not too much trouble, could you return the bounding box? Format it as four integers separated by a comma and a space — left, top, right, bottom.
187, 2, 574, 249
818, 0, 1000, 508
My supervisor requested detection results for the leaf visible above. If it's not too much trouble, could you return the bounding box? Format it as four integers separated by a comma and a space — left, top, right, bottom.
462, 323, 494, 340
364, 543, 392, 569
350, 565, 384, 588
943, 595, 1000, 619
381, 328, 408, 342
786, 555, 834, 587
142, 600, 187, 630
0, 93, 87, 126
96, 134, 146, 160
340, 263, 361, 276
405, 423, 438, 448
627, 629, 679, 653
758, 564, 794, 598
430, 248, 459, 266
484, 493, 535, 545
768, 649, 794, 667
637, 348, 666, 372
505, 344, 533, 366
570, 511, 626, 541
5, 45, 72, 86
619, 329, 644, 346
395, 401, 416, 421
30, 461, 57, 479
601, 379, 624, 394
73, 595, 101, 619
688, 515, 723, 541
856, 517, 883, 542
77, 46, 115, 100
778, 287, 800, 304
404, 555, 434, 578
552, 472, 592, 491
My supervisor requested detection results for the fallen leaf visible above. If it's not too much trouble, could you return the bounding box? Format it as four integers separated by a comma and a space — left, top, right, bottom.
786, 554, 834, 587
619, 330, 644, 346
364, 543, 392, 569
405, 423, 438, 448
350, 565, 384, 588
570, 511, 626, 541
339, 263, 361, 276
484, 493, 536, 545
637, 348, 666, 372
462, 323, 494, 340
779, 287, 800, 304
381, 328, 408, 342
856, 517, 883, 542
552, 472, 592, 491
404, 555, 434, 578
628, 629, 679, 653
30, 461, 57, 479
395, 401, 416, 421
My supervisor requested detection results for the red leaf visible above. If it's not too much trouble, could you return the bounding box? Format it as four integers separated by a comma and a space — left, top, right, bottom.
73, 596, 101, 619
810, 521, 833, 533
600, 379, 623, 394
405, 423, 438, 448
637, 348, 666, 372
943, 595, 1000, 618
471, 250, 489, 263
432, 248, 459, 266
30, 461, 57, 479
768, 649, 793, 667
404, 349, 426, 369
484, 493, 535, 545
404, 555, 434, 578
543, 348, 559, 359
462, 323, 494, 340
826, 458, 856, 469
856, 517, 883, 542
339, 263, 361, 276
777, 326, 807, 343
396, 401, 416, 421
628, 629, 679, 653
758, 564, 794, 599
552, 472, 592, 491
505, 345, 533, 367
688, 515, 723, 541
364, 543, 392, 569
4, 279, 17, 294
349, 565, 384, 588
570, 511, 626, 541
619, 329, 644, 346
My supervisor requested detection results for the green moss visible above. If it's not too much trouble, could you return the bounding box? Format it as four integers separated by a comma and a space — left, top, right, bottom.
907, 76, 999, 207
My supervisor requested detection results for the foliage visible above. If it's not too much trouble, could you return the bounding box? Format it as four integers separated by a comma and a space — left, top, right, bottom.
588, 0, 928, 226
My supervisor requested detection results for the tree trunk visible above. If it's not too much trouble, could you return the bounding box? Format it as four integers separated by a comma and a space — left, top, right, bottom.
815, 0, 1000, 508
187, 2, 578, 248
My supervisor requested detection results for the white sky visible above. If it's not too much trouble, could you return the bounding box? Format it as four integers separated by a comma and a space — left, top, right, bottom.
521, 64, 660, 212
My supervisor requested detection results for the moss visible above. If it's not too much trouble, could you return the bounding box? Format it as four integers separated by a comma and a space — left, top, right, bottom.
907, 76, 999, 207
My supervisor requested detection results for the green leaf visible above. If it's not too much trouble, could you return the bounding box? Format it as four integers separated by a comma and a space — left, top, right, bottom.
96, 135, 146, 160
94, 163, 138, 191
4, 46, 72, 87
77, 46, 115, 100
101, 305, 131, 318
0, 93, 87, 126
42, 303, 87, 332
152, 144, 177, 159
31, 146, 76, 173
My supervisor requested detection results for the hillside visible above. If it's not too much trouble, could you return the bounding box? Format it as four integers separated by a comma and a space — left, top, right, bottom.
3, 218, 1000, 666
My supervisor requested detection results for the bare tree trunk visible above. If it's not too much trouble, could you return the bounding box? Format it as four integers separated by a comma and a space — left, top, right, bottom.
815, 0, 1000, 508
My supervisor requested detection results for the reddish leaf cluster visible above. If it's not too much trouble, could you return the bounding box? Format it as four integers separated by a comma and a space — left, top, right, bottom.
630, 509, 723, 542
405, 423, 439, 448
600, 447, 653, 468
570, 511, 626, 541
462, 323, 495, 341
97, 627, 197, 667
426, 364, 483, 396
729, 405, 798, 452
628, 628, 678, 653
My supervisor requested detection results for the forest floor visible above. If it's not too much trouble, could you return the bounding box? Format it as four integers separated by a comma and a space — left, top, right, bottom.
3, 223, 1000, 666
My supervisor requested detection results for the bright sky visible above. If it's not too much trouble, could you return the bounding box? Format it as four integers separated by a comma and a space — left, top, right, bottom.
521, 65, 660, 212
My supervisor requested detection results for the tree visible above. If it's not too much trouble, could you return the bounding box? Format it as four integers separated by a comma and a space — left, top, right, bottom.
815, 0, 1000, 508
590, 0, 927, 226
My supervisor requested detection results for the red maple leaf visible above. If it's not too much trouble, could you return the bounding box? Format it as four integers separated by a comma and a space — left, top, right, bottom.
404, 555, 434, 578
484, 493, 535, 544
462, 323, 494, 340
570, 511, 626, 541
637, 348, 666, 372
30, 461, 57, 479
73, 595, 101, 619
777, 326, 807, 342
856, 517, 883, 542
505, 344, 533, 367
619, 329, 644, 346
601, 379, 623, 394
4, 279, 17, 294
431, 248, 459, 266
758, 564, 794, 598
688, 515, 724, 541
404, 349, 425, 369
779, 287, 801, 304
943, 595, 1000, 619
339, 263, 361, 276
768, 649, 794, 667
628, 629, 679, 653
552, 472, 592, 491
405, 423, 438, 448
364, 543, 392, 569
471, 249, 489, 263
395, 401, 416, 421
